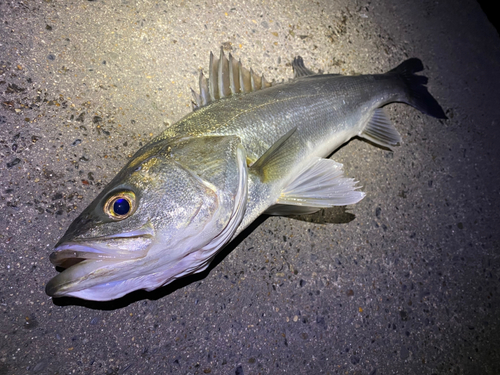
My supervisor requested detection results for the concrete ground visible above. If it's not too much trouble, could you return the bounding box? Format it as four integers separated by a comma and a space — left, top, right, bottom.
1, 0, 499, 374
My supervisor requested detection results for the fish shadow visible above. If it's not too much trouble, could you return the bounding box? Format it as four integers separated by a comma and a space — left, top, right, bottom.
288, 206, 355, 225
51, 207, 354, 310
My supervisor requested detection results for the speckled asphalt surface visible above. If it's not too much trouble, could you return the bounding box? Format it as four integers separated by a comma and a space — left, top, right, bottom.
1, 0, 499, 374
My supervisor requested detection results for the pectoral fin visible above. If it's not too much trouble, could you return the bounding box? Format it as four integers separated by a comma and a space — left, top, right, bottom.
250, 127, 297, 180
265, 157, 365, 216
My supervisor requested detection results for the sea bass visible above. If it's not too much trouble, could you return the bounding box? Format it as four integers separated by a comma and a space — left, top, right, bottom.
46, 49, 446, 301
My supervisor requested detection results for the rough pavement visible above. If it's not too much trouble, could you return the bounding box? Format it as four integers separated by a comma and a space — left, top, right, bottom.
1, 0, 499, 374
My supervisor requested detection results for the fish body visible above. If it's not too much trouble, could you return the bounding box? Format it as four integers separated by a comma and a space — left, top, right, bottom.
46, 50, 446, 301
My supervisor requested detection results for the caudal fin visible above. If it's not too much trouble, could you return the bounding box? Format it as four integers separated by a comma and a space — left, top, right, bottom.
389, 58, 447, 119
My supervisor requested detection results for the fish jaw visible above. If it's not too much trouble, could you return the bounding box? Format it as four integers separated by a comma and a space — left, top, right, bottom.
45, 221, 236, 300
45, 220, 213, 300
45, 259, 131, 300
46, 227, 156, 299
49, 230, 154, 268
45, 256, 200, 301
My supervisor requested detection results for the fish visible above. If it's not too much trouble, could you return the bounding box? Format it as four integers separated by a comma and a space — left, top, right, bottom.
45, 48, 446, 301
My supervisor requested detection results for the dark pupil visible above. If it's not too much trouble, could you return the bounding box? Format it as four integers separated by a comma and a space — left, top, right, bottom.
113, 198, 130, 216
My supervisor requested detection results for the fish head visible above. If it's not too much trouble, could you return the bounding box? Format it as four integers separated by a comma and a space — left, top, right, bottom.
46, 136, 247, 301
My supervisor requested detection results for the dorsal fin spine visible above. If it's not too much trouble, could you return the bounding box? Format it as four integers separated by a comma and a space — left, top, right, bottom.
218, 47, 230, 98
191, 48, 276, 111
199, 72, 209, 106
228, 53, 239, 94
208, 51, 218, 101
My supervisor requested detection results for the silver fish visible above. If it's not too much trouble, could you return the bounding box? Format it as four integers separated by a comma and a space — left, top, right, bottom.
46, 49, 446, 301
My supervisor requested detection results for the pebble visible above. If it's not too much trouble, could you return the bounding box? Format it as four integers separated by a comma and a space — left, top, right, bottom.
7, 158, 21, 168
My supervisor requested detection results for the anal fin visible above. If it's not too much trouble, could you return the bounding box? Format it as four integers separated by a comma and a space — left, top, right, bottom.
265, 158, 365, 216
359, 108, 402, 149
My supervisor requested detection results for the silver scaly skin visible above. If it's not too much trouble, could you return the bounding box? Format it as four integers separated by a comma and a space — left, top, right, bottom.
46, 49, 446, 301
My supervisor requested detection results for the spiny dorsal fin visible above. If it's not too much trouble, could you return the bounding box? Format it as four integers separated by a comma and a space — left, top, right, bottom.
192, 47, 273, 111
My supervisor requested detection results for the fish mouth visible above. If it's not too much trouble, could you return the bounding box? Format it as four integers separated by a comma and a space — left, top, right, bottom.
50, 231, 153, 269
46, 229, 154, 298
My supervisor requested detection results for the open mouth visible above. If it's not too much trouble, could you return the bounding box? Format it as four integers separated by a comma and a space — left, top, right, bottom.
46, 232, 154, 298
50, 232, 154, 269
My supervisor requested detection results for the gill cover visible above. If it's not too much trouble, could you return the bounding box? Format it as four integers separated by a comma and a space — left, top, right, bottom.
166, 135, 249, 260
46, 135, 248, 300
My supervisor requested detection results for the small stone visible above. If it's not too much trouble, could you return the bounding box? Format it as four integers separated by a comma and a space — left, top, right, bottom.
7, 158, 21, 168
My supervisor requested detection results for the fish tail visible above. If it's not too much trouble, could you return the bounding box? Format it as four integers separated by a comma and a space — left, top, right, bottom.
389, 58, 447, 119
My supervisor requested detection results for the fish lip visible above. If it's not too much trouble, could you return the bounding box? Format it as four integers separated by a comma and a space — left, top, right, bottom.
45, 259, 92, 297
45, 259, 122, 298
46, 229, 155, 298
50, 229, 154, 269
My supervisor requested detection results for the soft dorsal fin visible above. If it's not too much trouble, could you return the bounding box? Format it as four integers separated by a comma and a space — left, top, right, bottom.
191, 47, 273, 111
292, 56, 317, 77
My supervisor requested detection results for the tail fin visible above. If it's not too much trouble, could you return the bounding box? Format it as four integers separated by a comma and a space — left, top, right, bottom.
389, 58, 447, 119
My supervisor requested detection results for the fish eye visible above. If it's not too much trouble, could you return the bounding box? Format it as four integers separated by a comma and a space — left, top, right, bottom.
104, 191, 136, 220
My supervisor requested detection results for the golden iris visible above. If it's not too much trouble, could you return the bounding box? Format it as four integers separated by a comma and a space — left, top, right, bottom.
103, 191, 136, 220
